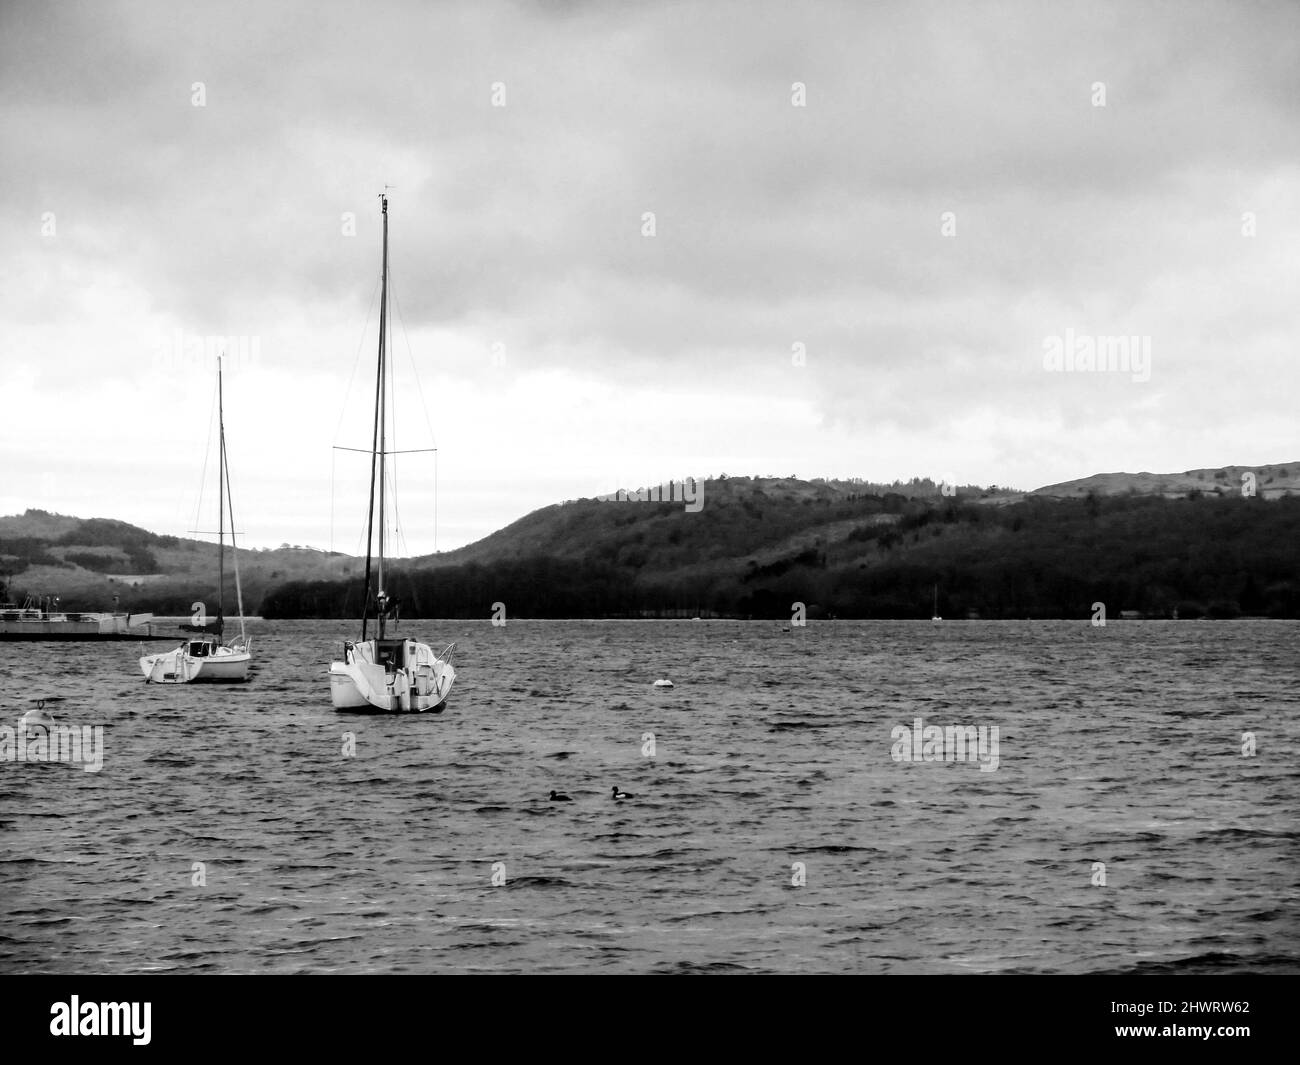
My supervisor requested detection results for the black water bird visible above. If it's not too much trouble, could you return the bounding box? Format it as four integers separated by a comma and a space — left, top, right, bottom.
611, 786, 632, 800
549, 790, 573, 802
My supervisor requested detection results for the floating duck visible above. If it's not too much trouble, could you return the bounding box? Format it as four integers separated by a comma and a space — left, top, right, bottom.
549, 790, 573, 802
611, 786, 633, 800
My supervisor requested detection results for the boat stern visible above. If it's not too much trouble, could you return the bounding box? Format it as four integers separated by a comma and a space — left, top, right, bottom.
329, 659, 368, 709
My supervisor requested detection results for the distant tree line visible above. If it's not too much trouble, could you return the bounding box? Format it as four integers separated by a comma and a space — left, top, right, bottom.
261, 494, 1300, 620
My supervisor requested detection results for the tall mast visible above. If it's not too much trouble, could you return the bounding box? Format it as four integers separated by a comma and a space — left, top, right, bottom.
360, 195, 388, 642
221, 358, 247, 644
216, 354, 225, 636
377, 194, 388, 639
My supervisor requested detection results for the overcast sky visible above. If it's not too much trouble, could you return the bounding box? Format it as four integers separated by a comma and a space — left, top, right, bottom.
2, 0, 1297, 553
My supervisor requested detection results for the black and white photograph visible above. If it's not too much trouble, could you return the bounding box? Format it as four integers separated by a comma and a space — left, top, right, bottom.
1, 0, 1296, 1033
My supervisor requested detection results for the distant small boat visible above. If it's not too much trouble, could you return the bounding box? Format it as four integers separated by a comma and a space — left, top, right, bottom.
140, 356, 251, 683
653, 678, 674, 688
931, 584, 942, 622
0, 584, 153, 642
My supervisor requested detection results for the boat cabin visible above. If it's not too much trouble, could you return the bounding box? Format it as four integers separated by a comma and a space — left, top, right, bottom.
374, 639, 408, 669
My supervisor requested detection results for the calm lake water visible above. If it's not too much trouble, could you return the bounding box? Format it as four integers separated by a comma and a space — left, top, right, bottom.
2, 619, 1297, 974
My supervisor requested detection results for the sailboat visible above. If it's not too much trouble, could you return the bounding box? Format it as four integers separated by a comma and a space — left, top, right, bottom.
328, 194, 457, 713
140, 356, 252, 683
931, 584, 942, 622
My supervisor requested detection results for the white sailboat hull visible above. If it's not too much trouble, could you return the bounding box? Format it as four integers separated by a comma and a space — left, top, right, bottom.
329, 638, 455, 712
141, 642, 251, 683
329, 197, 456, 716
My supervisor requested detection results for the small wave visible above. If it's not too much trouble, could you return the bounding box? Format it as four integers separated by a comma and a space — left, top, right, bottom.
500, 875, 572, 889
656, 959, 758, 974
1097, 952, 1300, 975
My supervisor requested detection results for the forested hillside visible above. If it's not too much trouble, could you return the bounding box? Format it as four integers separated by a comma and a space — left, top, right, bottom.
262, 485, 1300, 620
0, 510, 354, 614
9, 467, 1299, 621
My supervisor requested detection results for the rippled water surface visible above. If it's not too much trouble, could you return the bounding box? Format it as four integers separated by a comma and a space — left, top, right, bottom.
2, 619, 1297, 974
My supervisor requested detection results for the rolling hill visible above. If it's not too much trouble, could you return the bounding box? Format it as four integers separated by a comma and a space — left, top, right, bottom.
262, 466, 1300, 621
5, 461, 1299, 620
1031, 461, 1299, 500
0, 510, 357, 616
